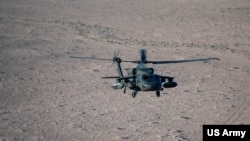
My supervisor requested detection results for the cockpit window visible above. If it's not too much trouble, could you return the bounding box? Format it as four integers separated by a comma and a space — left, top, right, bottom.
139, 75, 161, 83
142, 75, 156, 81
142, 76, 149, 80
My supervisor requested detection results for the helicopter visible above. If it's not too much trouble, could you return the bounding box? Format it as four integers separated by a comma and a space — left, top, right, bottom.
70, 49, 219, 98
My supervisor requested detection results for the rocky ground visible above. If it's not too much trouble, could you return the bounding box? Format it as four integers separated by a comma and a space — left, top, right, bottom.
0, 0, 249, 140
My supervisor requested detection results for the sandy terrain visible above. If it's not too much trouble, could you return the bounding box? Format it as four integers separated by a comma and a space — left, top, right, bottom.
0, 0, 250, 140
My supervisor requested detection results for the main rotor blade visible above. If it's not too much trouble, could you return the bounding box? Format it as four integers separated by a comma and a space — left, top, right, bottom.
69, 56, 134, 62
146, 57, 220, 64
102, 76, 120, 79
69, 56, 113, 61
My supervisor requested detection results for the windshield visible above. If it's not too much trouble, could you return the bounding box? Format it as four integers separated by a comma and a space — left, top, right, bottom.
142, 75, 160, 82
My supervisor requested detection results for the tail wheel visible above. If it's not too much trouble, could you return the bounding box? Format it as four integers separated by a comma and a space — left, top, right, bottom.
156, 91, 160, 97
132, 91, 137, 98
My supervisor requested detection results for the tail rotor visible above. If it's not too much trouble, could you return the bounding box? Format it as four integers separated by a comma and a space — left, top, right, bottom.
112, 49, 122, 65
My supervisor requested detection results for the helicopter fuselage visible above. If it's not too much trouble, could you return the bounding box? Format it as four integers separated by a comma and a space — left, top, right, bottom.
135, 74, 162, 91
112, 67, 169, 92
122, 68, 161, 91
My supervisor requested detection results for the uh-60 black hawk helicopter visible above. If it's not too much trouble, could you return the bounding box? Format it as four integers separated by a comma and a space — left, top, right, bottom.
71, 49, 219, 98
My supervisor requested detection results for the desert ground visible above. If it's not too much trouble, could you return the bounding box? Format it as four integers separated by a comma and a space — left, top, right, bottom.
0, 0, 250, 140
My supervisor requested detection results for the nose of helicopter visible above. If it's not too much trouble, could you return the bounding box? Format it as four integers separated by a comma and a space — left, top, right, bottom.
141, 74, 162, 91
151, 81, 162, 90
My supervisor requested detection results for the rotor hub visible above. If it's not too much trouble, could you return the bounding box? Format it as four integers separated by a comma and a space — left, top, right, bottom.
113, 57, 122, 63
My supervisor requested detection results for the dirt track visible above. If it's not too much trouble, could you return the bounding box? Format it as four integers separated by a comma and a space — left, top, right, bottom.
0, 0, 250, 140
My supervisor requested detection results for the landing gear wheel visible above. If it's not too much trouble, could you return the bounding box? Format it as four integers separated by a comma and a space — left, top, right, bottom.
156, 91, 160, 97
123, 87, 126, 94
132, 91, 137, 98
